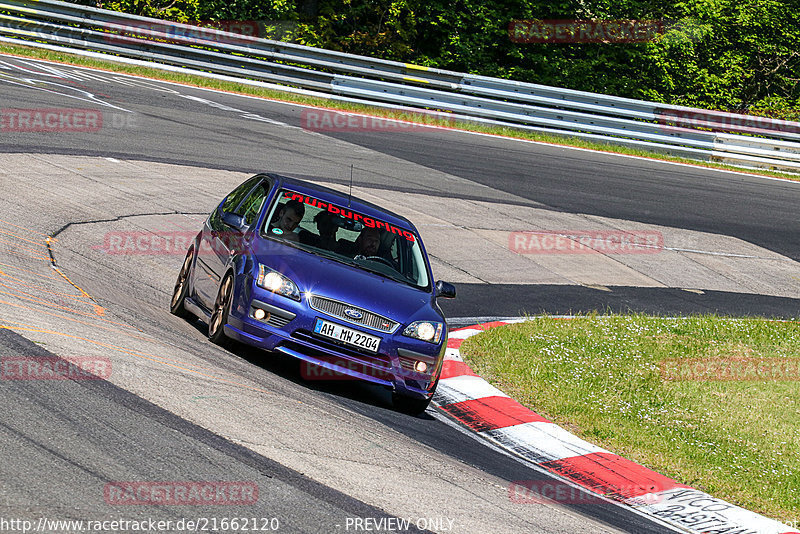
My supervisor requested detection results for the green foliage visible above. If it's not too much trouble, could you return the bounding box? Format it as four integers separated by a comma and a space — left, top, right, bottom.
639, 0, 800, 111
95, 0, 800, 117
193, 0, 299, 21
103, 0, 201, 22
292, 1, 420, 58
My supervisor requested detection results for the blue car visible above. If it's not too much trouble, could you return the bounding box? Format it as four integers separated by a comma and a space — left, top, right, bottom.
170, 173, 456, 414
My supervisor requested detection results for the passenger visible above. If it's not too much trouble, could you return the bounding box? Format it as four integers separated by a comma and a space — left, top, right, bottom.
300, 211, 339, 250
269, 199, 305, 242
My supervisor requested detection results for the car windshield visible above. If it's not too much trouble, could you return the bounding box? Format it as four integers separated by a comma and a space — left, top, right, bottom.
264, 189, 430, 290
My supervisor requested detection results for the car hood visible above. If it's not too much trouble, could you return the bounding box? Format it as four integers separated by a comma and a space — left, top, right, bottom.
252, 239, 436, 322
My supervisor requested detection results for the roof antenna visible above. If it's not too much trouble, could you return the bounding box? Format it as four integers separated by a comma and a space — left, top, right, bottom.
348, 164, 354, 207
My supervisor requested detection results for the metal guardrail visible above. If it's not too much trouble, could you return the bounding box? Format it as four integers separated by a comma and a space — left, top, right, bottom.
1, 0, 800, 172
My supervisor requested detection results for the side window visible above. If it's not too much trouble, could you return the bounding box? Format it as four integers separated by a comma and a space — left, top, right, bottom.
239, 183, 269, 226
221, 176, 262, 215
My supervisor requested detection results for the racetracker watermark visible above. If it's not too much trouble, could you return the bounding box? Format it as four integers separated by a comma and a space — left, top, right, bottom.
661, 357, 800, 381
96, 231, 199, 256
0, 517, 280, 532
301, 360, 429, 382
509, 230, 663, 254
1, 357, 111, 380
0, 109, 137, 133
104, 482, 259, 505
509, 19, 666, 43
104, 20, 286, 46
301, 109, 454, 133
1, 108, 101, 133
655, 108, 800, 136
508, 480, 664, 504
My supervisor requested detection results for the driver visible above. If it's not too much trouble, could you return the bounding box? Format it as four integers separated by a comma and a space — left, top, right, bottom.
354, 227, 380, 256
337, 226, 380, 257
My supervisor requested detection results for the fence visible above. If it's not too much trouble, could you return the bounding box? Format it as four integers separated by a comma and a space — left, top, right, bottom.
1, 0, 799, 172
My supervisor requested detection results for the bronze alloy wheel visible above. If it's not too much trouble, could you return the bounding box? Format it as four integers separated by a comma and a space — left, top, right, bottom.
170, 250, 193, 318
209, 274, 233, 345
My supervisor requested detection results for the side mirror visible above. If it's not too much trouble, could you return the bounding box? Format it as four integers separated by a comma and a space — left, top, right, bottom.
435, 281, 456, 299
222, 212, 245, 230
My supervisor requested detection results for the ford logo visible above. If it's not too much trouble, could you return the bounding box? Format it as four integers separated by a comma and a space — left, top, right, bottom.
344, 308, 363, 320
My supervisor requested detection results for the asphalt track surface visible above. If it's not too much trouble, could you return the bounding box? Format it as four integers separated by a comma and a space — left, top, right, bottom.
1, 54, 799, 318
0, 52, 797, 533
0, 329, 428, 533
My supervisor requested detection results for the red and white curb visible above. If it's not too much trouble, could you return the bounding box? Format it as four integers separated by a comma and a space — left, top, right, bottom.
433, 321, 797, 534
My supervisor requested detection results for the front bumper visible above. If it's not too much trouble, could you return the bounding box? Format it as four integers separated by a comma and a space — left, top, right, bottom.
225, 290, 444, 400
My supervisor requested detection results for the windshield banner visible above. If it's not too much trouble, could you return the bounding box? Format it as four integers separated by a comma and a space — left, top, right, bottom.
282, 191, 416, 242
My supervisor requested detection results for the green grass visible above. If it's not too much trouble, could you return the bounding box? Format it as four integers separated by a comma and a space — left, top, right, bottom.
1, 41, 798, 182
460, 314, 800, 524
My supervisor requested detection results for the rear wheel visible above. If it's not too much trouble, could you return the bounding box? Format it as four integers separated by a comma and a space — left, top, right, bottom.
170, 250, 193, 319
209, 273, 233, 345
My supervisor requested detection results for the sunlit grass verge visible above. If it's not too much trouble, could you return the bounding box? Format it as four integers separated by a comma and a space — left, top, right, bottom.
1, 41, 798, 182
460, 314, 800, 523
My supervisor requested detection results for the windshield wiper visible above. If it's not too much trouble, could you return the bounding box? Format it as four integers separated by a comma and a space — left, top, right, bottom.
351, 260, 413, 285
313, 252, 420, 288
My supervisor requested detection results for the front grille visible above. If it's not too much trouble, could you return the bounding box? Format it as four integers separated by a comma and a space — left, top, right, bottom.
308, 296, 399, 333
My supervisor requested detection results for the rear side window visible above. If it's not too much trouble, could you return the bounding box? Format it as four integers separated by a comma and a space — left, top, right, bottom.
221, 176, 262, 215
239, 183, 269, 226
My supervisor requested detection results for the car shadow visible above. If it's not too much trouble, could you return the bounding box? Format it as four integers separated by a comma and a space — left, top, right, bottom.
233, 340, 395, 408
180, 315, 435, 420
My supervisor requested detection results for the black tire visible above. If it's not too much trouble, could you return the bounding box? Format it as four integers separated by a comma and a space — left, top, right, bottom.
170, 250, 194, 319
209, 273, 233, 346
392, 392, 433, 415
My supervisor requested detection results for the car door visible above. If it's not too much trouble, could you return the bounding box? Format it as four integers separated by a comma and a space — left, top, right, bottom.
194, 176, 263, 308
228, 179, 271, 268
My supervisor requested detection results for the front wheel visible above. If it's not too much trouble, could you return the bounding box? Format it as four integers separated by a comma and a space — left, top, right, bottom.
209, 273, 233, 346
170, 250, 193, 319
392, 393, 433, 415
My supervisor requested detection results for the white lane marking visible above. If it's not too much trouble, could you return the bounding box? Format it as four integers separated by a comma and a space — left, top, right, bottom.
449, 317, 561, 327
448, 328, 484, 339
444, 348, 462, 361
435, 375, 510, 405
665, 246, 793, 260
0, 58, 66, 76
484, 422, 610, 464
428, 409, 688, 533
0, 48, 790, 534
177, 94, 291, 127
2, 49, 798, 187
0, 55, 292, 127
0, 72, 132, 112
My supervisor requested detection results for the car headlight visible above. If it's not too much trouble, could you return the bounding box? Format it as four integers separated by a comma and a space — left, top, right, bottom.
257, 264, 300, 301
403, 321, 444, 344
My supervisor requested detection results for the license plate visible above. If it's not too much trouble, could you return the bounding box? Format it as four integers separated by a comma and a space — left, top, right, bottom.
313, 319, 381, 353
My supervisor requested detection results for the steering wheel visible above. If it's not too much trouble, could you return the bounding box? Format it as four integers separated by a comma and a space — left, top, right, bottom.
363, 255, 396, 268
